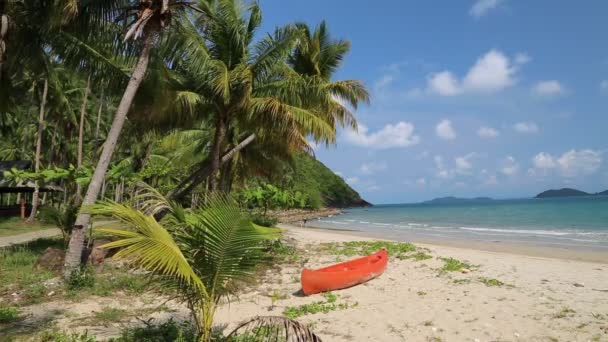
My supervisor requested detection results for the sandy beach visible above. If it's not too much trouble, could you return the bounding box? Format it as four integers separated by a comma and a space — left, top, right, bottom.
213, 224, 608, 341
10, 224, 608, 341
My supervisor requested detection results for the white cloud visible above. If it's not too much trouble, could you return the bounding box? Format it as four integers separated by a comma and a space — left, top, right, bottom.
416, 178, 427, 186
455, 153, 476, 174
513, 121, 539, 133
470, 0, 503, 18
557, 149, 602, 178
533, 152, 556, 169
428, 50, 519, 96
343, 122, 420, 149
477, 126, 499, 138
601, 80, 608, 92
374, 74, 394, 91
360, 161, 387, 175
346, 177, 359, 185
533, 80, 564, 96
501, 156, 519, 176
427, 71, 462, 96
515, 52, 531, 65
434, 155, 452, 179
334, 171, 343, 177
436, 119, 456, 140
484, 175, 498, 185
463, 50, 516, 91
530, 149, 602, 178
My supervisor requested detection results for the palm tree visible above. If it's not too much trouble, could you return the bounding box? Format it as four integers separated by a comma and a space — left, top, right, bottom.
165, 16, 369, 202
64, 0, 203, 278
92, 187, 268, 341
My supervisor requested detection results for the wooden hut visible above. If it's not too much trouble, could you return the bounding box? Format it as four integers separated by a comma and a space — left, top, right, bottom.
0, 160, 63, 219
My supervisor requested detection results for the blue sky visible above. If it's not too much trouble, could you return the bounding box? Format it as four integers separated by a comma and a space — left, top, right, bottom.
261, 0, 608, 204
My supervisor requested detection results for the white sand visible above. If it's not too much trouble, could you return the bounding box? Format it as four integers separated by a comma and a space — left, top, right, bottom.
14, 225, 608, 341
214, 226, 608, 341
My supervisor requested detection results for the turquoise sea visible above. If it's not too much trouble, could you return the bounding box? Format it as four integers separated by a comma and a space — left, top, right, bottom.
312, 197, 608, 250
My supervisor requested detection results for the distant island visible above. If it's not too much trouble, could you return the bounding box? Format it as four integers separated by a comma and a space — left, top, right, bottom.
423, 196, 494, 204
535, 188, 608, 198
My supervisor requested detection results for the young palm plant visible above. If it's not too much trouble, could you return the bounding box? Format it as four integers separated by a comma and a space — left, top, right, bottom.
93, 187, 267, 341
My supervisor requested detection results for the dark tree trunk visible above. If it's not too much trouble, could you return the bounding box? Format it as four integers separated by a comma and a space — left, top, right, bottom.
27, 79, 48, 222
76, 74, 91, 202
64, 33, 154, 279
209, 114, 226, 192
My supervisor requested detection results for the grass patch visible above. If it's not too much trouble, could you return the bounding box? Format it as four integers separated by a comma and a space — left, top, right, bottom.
553, 307, 576, 319
322, 241, 416, 259
93, 307, 129, 325
283, 292, 357, 319
439, 257, 473, 273
400, 251, 432, 261
477, 277, 512, 287
0, 217, 57, 237
114, 319, 197, 341
0, 238, 63, 305
38, 329, 99, 342
263, 240, 300, 264
453, 278, 471, 285
0, 306, 20, 323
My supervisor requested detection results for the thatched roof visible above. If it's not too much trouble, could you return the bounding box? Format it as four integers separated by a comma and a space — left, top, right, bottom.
0, 160, 63, 193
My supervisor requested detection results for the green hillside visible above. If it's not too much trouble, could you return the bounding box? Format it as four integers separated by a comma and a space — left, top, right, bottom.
269, 153, 370, 208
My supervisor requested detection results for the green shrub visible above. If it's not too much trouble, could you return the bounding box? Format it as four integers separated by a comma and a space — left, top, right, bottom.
66, 266, 95, 290
250, 214, 278, 228
39, 329, 98, 342
112, 319, 197, 342
0, 306, 20, 323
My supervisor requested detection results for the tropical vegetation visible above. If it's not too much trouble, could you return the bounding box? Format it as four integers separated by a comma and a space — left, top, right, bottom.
0, 0, 368, 340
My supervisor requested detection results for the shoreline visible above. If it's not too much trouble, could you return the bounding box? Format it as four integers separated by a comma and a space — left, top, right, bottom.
280, 223, 608, 264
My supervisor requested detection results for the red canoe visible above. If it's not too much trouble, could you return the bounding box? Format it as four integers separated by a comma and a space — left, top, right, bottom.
301, 249, 388, 295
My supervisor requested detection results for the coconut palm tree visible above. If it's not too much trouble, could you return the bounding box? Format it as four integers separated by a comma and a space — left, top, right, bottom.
65, 0, 204, 278
165, 16, 369, 202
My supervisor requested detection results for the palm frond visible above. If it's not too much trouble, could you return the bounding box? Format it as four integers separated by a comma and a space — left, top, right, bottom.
227, 316, 323, 342
93, 200, 207, 297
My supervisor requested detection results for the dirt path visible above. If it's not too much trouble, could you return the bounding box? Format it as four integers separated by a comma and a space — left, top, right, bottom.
0, 228, 62, 248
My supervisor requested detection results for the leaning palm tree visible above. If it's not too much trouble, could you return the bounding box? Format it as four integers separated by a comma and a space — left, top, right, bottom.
92, 186, 317, 341
65, 0, 203, 278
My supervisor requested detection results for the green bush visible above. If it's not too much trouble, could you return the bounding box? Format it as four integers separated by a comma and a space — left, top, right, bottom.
66, 266, 95, 290
38, 329, 98, 342
0, 306, 20, 323
250, 214, 278, 227
113, 319, 197, 342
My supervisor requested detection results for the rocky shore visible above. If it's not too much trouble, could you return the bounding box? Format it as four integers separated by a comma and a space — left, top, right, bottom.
270, 208, 342, 223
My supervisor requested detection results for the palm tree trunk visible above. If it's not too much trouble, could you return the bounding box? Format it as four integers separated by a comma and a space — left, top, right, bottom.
170, 133, 256, 201
209, 114, 227, 192
27, 79, 48, 223
64, 33, 154, 278
94, 90, 104, 161
76, 74, 91, 202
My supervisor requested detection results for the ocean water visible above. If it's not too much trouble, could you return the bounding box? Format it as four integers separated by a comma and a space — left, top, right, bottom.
311, 197, 608, 250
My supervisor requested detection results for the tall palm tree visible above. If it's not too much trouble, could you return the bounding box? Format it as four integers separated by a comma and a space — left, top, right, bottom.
166, 16, 369, 202
64, 0, 203, 278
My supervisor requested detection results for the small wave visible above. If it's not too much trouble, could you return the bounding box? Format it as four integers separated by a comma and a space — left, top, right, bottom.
359, 221, 370, 224
372, 222, 392, 226
459, 227, 571, 236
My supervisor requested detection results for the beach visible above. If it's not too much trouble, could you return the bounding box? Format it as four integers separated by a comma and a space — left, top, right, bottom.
7, 223, 608, 341
213, 224, 608, 341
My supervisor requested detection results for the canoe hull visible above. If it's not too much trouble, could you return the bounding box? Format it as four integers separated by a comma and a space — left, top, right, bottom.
301, 249, 388, 295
